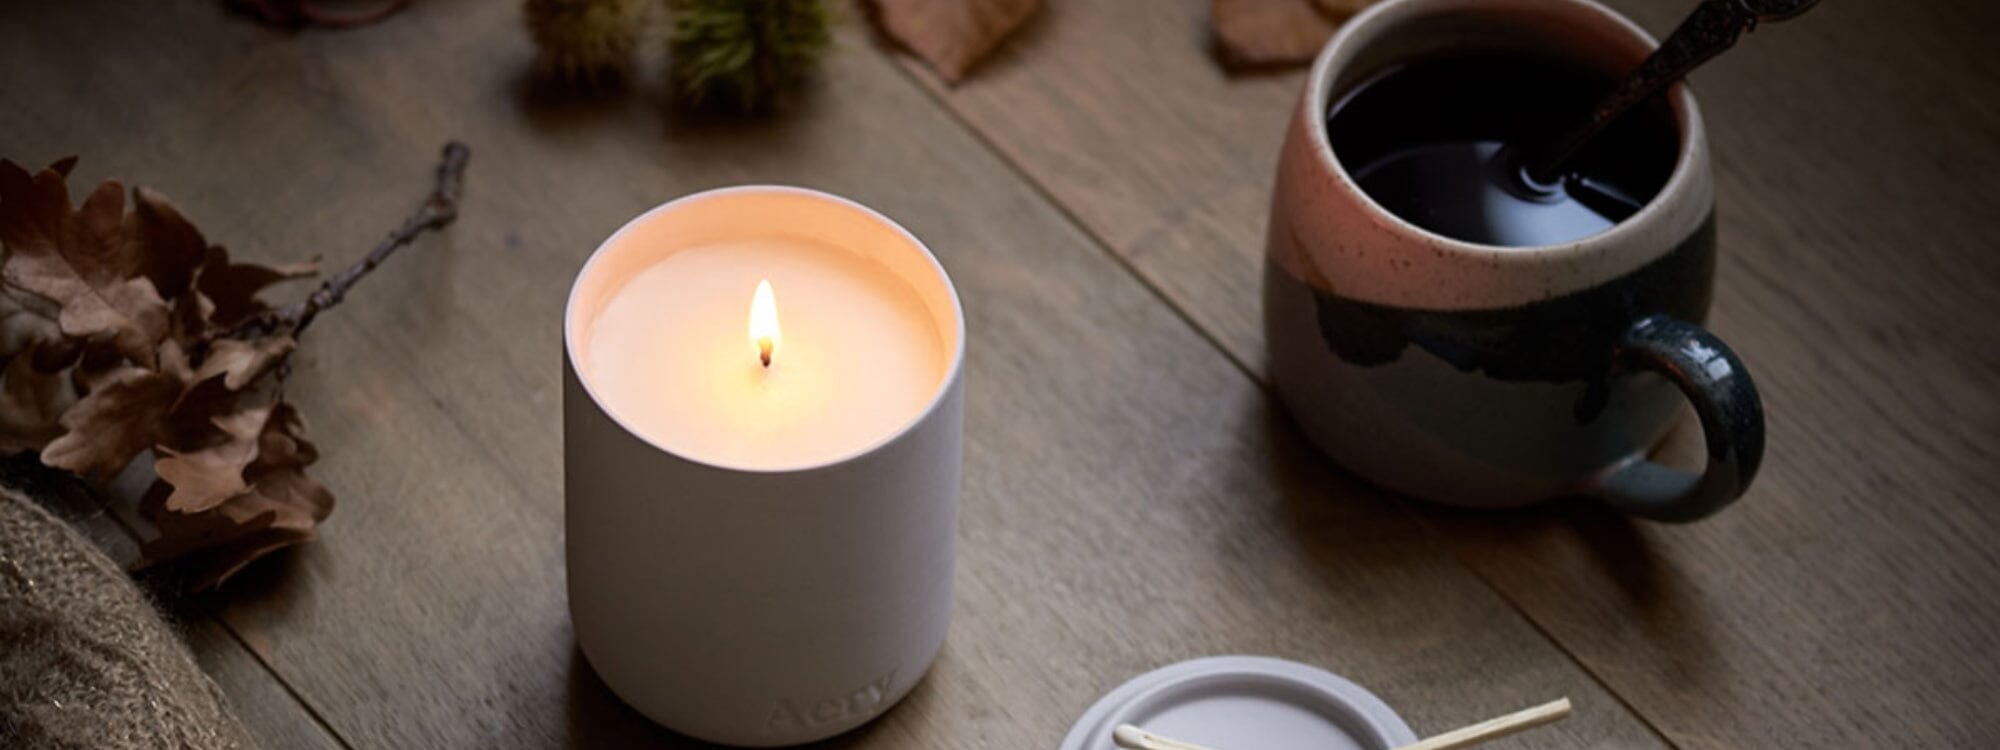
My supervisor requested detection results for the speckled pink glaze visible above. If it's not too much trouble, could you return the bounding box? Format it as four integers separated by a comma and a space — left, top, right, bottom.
1268, 0, 1713, 310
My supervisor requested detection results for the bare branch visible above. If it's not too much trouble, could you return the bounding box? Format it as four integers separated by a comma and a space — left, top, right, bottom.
223, 141, 469, 342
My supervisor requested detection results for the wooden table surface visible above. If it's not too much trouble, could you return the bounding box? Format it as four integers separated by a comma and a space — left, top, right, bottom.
4, 1, 1997, 748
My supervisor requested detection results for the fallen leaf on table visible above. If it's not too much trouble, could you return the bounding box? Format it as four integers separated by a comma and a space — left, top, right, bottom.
193, 245, 316, 330
0, 143, 461, 590
38, 364, 182, 478
127, 186, 216, 301
241, 403, 332, 526
153, 407, 268, 515
157, 374, 241, 454
136, 479, 312, 591
867, 0, 1039, 83
0, 163, 173, 366
197, 335, 296, 390
1211, 0, 1354, 68
140, 402, 332, 589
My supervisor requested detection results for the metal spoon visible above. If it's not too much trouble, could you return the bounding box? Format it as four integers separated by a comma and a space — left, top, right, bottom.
1518, 0, 1821, 185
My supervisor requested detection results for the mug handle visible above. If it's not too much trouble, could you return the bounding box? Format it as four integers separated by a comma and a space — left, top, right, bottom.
1583, 316, 1765, 522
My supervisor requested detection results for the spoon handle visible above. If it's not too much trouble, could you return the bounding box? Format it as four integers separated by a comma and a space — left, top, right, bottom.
1523, 0, 1759, 182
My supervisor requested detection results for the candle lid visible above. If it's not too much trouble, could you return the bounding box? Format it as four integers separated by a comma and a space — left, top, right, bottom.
1060, 656, 1417, 750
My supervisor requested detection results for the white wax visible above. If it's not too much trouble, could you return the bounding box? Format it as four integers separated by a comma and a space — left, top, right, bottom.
585, 238, 945, 470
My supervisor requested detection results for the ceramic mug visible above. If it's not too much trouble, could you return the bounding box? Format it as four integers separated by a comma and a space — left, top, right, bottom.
1263, 0, 1763, 521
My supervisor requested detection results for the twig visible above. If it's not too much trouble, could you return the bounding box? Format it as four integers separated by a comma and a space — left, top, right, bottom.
287, 141, 467, 337
223, 141, 469, 342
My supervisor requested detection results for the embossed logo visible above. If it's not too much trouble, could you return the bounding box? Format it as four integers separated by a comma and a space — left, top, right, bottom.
763, 669, 898, 733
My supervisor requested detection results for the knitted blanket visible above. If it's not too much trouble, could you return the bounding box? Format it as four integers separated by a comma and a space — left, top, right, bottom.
0, 486, 252, 749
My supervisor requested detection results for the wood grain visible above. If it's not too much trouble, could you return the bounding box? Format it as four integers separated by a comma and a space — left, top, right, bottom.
896, 0, 2000, 746
895, 0, 1305, 374
186, 620, 347, 750
0, 1, 1674, 748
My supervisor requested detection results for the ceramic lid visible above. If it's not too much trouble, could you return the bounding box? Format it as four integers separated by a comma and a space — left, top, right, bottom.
1060, 656, 1418, 750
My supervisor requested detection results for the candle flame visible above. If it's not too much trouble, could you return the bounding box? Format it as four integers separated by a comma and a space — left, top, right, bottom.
749, 279, 780, 367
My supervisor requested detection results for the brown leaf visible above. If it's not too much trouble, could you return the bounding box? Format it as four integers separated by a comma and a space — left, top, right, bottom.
0, 346, 77, 453
0, 163, 170, 365
71, 339, 135, 396
185, 514, 318, 591
153, 407, 267, 514
126, 186, 212, 301
243, 403, 331, 523
158, 374, 240, 453
39, 364, 180, 478
194, 246, 316, 329
136, 478, 306, 590
150, 338, 249, 452
53, 276, 170, 365
167, 284, 216, 343
140, 401, 332, 589
0, 159, 72, 252
867, 0, 1039, 82
1211, 0, 1344, 67
196, 335, 295, 391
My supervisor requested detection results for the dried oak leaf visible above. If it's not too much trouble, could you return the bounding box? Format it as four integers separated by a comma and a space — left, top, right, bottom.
126, 186, 213, 301
39, 362, 182, 478
867, 0, 1039, 83
168, 283, 215, 343
194, 246, 316, 330
154, 407, 268, 514
1210, 0, 1368, 68
135, 476, 313, 592
197, 335, 297, 391
140, 402, 332, 589
0, 154, 339, 589
0, 161, 170, 366
157, 374, 242, 454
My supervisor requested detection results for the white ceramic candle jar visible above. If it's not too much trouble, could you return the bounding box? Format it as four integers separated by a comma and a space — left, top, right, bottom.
563, 186, 965, 746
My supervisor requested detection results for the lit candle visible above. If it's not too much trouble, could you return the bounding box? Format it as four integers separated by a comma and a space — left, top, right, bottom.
563, 186, 964, 746
581, 235, 945, 469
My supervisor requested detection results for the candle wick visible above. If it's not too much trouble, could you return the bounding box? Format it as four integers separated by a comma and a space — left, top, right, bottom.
758, 337, 773, 368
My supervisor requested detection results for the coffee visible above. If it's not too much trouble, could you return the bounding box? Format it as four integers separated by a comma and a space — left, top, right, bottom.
1326, 53, 1679, 246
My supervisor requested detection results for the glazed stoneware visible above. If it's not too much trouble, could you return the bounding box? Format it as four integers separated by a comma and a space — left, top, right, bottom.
1264, 0, 1763, 521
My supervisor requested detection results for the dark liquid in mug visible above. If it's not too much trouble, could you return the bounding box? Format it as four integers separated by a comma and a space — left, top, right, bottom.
1326, 54, 1681, 246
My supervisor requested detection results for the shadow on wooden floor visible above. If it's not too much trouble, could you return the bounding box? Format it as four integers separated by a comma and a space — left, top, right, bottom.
562, 644, 927, 749
1252, 385, 1717, 654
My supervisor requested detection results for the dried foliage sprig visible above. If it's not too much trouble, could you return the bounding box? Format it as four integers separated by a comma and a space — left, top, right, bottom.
0, 142, 470, 589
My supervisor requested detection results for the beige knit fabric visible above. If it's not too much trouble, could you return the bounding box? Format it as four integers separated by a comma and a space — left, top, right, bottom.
0, 486, 253, 750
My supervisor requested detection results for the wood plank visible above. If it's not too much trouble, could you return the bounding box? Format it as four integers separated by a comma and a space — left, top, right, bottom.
898, 2, 1303, 373
186, 620, 349, 750
897, 0, 2000, 746
3, 1, 1670, 748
